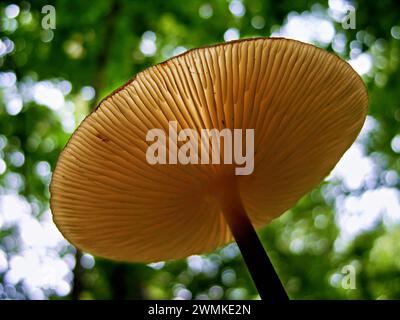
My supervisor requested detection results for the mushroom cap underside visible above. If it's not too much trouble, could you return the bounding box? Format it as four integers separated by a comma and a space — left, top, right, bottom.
50, 37, 368, 262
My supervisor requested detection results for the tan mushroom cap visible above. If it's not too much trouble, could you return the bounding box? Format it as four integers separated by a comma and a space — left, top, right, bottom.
50, 38, 368, 262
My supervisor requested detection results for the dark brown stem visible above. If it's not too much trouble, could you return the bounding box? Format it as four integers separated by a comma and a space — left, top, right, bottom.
216, 178, 288, 301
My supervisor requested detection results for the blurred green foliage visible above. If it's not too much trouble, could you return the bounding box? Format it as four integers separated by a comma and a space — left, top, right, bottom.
1, 0, 400, 300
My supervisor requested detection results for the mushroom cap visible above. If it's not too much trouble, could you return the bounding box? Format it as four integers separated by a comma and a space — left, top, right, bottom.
50, 38, 368, 262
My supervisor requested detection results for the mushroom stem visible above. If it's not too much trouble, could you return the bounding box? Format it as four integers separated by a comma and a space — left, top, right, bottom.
216, 178, 289, 301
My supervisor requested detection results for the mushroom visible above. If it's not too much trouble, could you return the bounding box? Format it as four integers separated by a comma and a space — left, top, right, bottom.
50, 38, 368, 300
